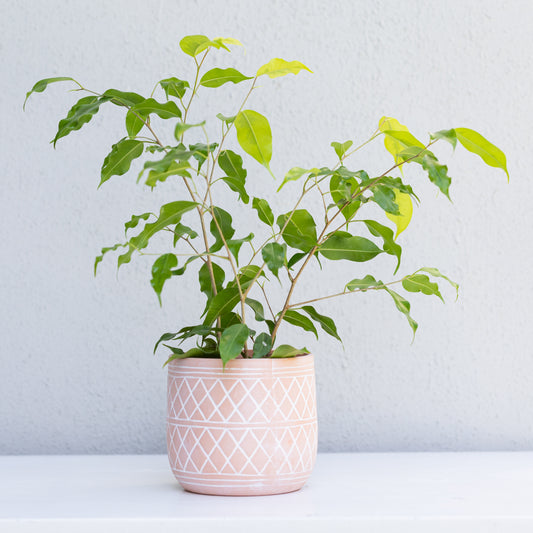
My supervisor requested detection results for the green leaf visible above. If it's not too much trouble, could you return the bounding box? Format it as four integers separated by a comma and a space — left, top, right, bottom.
203, 287, 240, 326
154, 331, 181, 354
138, 145, 192, 181
385, 190, 413, 239
118, 201, 197, 267
378, 116, 424, 168
320, 231, 382, 262
372, 185, 400, 215
277, 167, 308, 191
219, 324, 250, 367
384, 287, 418, 339
218, 150, 249, 203
252, 333, 272, 358
216, 113, 236, 125
430, 129, 457, 149
300, 305, 341, 342
125, 212, 151, 236
287, 252, 306, 269
172, 222, 198, 246
94, 242, 126, 275
209, 207, 235, 253
200, 67, 252, 88
345, 274, 383, 292
174, 121, 205, 142
329, 173, 360, 221
257, 58, 312, 78
99, 139, 144, 187
422, 154, 452, 198
52, 95, 109, 146
331, 140, 353, 160
418, 267, 459, 300
145, 160, 191, 187
189, 142, 218, 170
281, 309, 318, 339
252, 197, 274, 226
179, 35, 212, 56
246, 298, 265, 321
402, 274, 444, 302
362, 220, 402, 274
277, 209, 317, 252
159, 77, 190, 99
234, 110, 272, 171
455, 127, 508, 180
233, 265, 266, 289
227, 233, 254, 264
150, 254, 178, 305
24, 77, 78, 109
102, 89, 145, 107
198, 262, 225, 302
262, 242, 286, 278
271, 344, 310, 358
126, 99, 182, 137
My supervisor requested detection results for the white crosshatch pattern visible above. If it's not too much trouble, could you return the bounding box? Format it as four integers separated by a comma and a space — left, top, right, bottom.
166, 357, 318, 493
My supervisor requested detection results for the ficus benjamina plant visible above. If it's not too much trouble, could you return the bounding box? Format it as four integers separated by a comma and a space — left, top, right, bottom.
25, 34, 509, 367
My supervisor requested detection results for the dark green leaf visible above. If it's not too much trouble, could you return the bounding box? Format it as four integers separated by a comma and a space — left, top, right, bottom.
384, 287, 418, 339
150, 254, 178, 304
234, 110, 273, 172
320, 231, 382, 262
199, 262, 225, 301
402, 274, 444, 302
100, 139, 144, 187
203, 287, 240, 326
331, 140, 353, 160
189, 142, 218, 170
262, 242, 286, 278
362, 220, 402, 274
24, 77, 78, 109
287, 251, 306, 269
126, 98, 182, 137
271, 344, 310, 358
154, 331, 181, 354
209, 207, 235, 253
218, 150, 249, 203
252, 197, 274, 226
159, 77, 190, 99
281, 309, 318, 339
455, 127, 508, 179
52, 95, 110, 146
300, 305, 341, 342
219, 324, 250, 367
372, 185, 400, 215
330, 173, 360, 221
345, 274, 383, 292
200, 67, 252, 88
246, 298, 265, 321
253, 333, 272, 358
277, 209, 317, 252
102, 89, 145, 107
145, 160, 191, 187
422, 154, 452, 198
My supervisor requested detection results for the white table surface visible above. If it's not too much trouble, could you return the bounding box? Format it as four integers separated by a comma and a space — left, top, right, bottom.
2, 452, 533, 532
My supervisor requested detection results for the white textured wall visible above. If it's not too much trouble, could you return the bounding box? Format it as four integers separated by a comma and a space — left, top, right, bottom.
1, 0, 532, 454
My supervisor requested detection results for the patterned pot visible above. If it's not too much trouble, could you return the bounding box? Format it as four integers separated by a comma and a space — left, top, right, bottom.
166, 354, 317, 496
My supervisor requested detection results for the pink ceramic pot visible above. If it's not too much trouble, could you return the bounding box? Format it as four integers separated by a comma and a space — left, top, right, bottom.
166, 354, 317, 496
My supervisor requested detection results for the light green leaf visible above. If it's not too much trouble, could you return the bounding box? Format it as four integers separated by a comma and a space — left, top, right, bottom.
257, 58, 312, 78
150, 254, 178, 305
430, 129, 457, 149
172, 222, 198, 246
52, 95, 109, 146
300, 305, 341, 342
94, 242, 127, 275
402, 274, 444, 302
455, 127, 508, 180
253, 333, 272, 358
216, 113, 236, 124
218, 150, 249, 203
331, 140, 353, 161
145, 160, 191, 187
118, 201, 197, 268
246, 298, 265, 321
345, 274, 383, 292
271, 344, 310, 358
252, 197, 274, 226
100, 139, 144, 187
385, 190, 413, 239
219, 324, 250, 367
378, 116, 424, 167
261, 242, 286, 278
159, 77, 190, 99
362, 220, 402, 274
320, 231, 382, 262
200, 67, 252, 88
277, 209, 317, 252
125, 212, 151, 236
418, 267, 459, 300
234, 110, 272, 171
24, 77, 78, 109
277, 167, 308, 191
174, 121, 205, 141
212, 37, 244, 50
384, 287, 418, 339
281, 310, 318, 339
179, 35, 212, 56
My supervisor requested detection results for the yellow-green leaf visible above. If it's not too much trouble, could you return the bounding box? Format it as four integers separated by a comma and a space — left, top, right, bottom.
379, 117, 424, 168
257, 58, 312, 79
234, 110, 272, 171
386, 190, 413, 239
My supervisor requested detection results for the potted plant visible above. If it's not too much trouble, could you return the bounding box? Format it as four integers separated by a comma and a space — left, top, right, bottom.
25, 33, 508, 496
